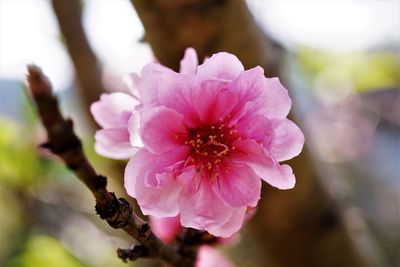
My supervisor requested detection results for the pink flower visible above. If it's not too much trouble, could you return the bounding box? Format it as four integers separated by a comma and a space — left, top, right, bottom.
92, 48, 304, 237
90, 92, 140, 159
149, 215, 181, 244
196, 246, 235, 267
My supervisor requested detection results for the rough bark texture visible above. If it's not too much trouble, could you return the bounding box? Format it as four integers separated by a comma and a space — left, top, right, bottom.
131, 0, 366, 266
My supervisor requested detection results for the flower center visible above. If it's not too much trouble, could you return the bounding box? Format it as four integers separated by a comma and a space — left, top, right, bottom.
183, 120, 240, 177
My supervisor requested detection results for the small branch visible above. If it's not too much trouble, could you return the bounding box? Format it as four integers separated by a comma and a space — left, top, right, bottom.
178, 228, 218, 246
26, 65, 194, 267
118, 245, 148, 263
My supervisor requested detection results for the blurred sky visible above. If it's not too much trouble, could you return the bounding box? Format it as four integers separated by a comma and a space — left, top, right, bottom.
0, 0, 399, 91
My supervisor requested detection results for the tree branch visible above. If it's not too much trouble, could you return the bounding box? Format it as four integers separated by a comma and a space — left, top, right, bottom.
51, 0, 105, 122
26, 65, 195, 267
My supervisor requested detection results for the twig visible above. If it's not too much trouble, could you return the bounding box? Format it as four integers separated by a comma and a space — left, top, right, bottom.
26, 65, 195, 267
117, 244, 148, 262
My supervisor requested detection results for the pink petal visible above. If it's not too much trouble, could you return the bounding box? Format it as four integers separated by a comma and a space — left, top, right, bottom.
206, 207, 246, 238
127, 112, 143, 147
158, 72, 200, 127
90, 92, 138, 128
196, 246, 235, 267
143, 146, 190, 188
124, 149, 185, 217
228, 67, 291, 120
180, 48, 198, 75
213, 162, 261, 207
137, 175, 182, 217
197, 52, 244, 82
94, 128, 138, 159
179, 177, 233, 235
263, 77, 291, 119
192, 80, 237, 124
227, 67, 269, 123
140, 106, 187, 154
236, 114, 274, 147
150, 215, 181, 244
270, 119, 305, 162
232, 139, 296, 190
230, 66, 265, 100
176, 166, 196, 189
124, 149, 155, 198
131, 63, 173, 105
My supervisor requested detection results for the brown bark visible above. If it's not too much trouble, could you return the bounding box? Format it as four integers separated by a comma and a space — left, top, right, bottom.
130, 0, 366, 266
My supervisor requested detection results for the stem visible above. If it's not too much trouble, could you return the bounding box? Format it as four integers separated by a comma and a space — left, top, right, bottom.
26, 65, 195, 267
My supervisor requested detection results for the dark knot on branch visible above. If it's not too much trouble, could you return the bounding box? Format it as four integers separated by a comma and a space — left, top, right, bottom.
95, 192, 133, 229
117, 244, 148, 262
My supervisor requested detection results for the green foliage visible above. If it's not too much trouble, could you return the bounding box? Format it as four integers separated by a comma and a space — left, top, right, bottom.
297, 47, 400, 92
0, 117, 44, 187
5, 235, 86, 267
0, 116, 69, 189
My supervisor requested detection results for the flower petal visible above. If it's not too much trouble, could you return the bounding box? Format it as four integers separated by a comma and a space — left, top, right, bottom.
94, 128, 138, 159
180, 48, 198, 75
213, 162, 261, 207
143, 146, 190, 188
124, 149, 155, 198
236, 114, 274, 147
179, 177, 233, 235
206, 207, 246, 238
90, 92, 138, 128
127, 112, 143, 147
140, 106, 187, 154
270, 119, 305, 162
197, 52, 244, 82
232, 139, 296, 190
125, 149, 185, 217
138, 175, 182, 217
263, 77, 291, 119
158, 72, 200, 127
192, 80, 237, 124
129, 63, 174, 105
150, 215, 181, 244
196, 246, 235, 267
228, 67, 291, 120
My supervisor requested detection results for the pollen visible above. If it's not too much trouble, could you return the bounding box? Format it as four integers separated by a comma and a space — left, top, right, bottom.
183, 119, 242, 176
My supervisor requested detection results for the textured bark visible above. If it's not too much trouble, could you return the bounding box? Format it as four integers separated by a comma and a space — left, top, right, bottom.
131, 0, 366, 266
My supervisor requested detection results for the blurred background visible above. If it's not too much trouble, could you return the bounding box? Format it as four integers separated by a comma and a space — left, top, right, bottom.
0, 1, 399, 267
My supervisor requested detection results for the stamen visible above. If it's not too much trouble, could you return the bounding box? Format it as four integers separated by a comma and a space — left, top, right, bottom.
183, 120, 240, 175
214, 143, 229, 157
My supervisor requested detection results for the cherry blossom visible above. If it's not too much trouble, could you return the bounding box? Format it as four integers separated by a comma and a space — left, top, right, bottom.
91, 48, 304, 237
